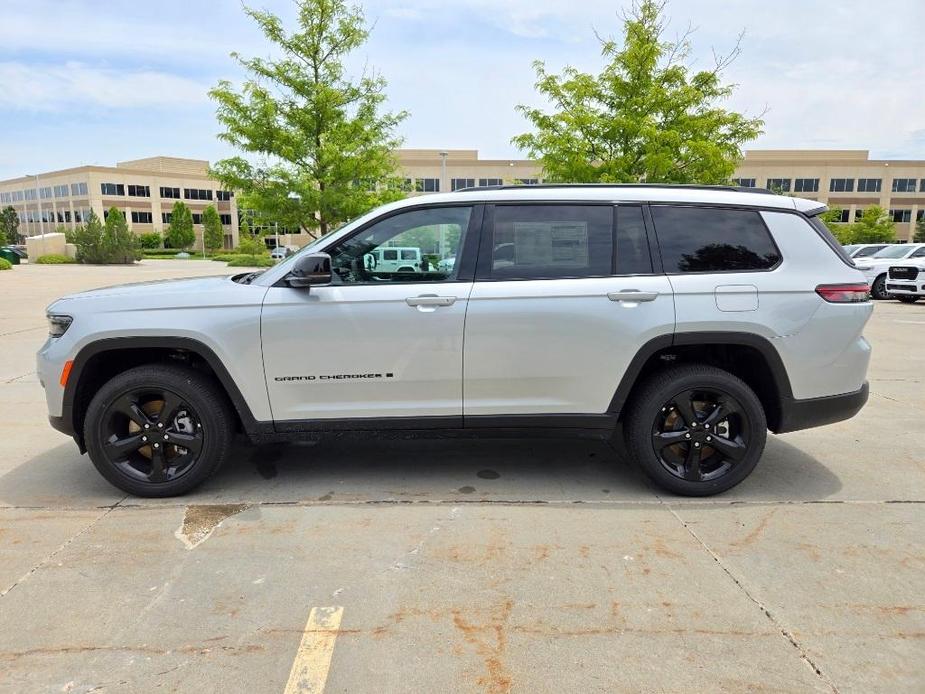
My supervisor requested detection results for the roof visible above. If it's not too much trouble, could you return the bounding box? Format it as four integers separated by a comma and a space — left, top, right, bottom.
394, 184, 823, 214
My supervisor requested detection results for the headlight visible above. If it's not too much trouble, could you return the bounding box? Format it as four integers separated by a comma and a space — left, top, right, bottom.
47, 314, 73, 338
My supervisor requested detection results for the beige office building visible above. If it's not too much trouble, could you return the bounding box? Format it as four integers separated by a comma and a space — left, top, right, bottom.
0, 157, 239, 248
397, 149, 925, 241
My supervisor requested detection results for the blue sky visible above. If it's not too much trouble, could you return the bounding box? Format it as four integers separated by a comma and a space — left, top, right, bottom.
1, 0, 924, 180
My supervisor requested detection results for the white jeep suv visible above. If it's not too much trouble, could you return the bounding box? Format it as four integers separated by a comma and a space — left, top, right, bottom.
38, 184, 873, 497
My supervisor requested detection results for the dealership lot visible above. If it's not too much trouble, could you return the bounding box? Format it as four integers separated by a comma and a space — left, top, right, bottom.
1, 261, 923, 692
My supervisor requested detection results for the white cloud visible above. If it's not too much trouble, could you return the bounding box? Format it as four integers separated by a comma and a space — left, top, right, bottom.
0, 62, 210, 112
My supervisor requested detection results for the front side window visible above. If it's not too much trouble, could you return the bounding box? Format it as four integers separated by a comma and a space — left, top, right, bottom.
485, 205, 612, 280
327, 206, 471, 284
651, 206, 781, 273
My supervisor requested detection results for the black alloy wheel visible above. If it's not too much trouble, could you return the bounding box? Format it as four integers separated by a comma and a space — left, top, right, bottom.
651, 388, 749, 483
625, 365, 767, 496
99, 388, 204, 484
84, 365, 232, 497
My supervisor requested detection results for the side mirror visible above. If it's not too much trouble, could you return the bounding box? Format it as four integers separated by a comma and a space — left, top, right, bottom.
286, 253, 332, 288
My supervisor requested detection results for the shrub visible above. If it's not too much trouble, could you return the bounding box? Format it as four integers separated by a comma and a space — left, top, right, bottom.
35, 254, 76, 264
138, 232, 162, 249
0, 258, 11, 271
237, 234, 268, 256
72, 210, 138, 264
227, 255, 275, 267
211, 254, 238, 262
166, 201, 195, 249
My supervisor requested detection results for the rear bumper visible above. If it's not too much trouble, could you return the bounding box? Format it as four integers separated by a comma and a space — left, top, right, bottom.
775, 382, 869, 434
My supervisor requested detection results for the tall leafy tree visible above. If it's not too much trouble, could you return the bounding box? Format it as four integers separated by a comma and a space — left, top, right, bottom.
915, 215, 925, 243
201, 205, 224, 253
103, 207, 137, 263
513, 0, 763, 183
166, 201, 195, 249
849, 206, 896, 244
72, 212, 106, 264
210, 0, 407, 238
1, 205, 19, 245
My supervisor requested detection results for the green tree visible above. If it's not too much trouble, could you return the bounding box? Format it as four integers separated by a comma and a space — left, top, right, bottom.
1, 205, 19, 244
201, 205, 224, 253
849, 206, 896, 244
512, 0, 763, 183
819, 207, 852, 244
102, 207, 137, 263
71, 212, 106, 263
210, 0, 407, 239
166, 201, 195, 249
914, 215, 925, 243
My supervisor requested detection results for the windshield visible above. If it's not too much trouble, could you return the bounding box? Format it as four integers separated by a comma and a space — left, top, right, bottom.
872, 245, 915, 259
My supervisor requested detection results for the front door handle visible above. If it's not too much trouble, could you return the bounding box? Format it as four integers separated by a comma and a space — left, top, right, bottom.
607, 290, 659, 303
405, 295, 456, 307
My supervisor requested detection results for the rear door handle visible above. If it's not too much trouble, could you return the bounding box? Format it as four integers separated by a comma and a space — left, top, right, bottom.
607, 290, 659, 303
405, 295, 456, 307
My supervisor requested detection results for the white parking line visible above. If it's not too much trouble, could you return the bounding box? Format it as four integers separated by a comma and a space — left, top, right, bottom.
283, 606, 344, 694
894, 320, 925, 324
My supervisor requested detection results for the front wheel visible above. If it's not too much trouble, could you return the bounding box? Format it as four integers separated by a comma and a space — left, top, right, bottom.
84, 365, 233, 497
625, 365, 767, 496
896, 295, 920, 304
871, 274, 891, 300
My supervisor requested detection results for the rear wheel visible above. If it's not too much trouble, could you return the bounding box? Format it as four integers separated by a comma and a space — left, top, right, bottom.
871, 274, 890, 300
84, 365, 233, 497
625, 365, 767, 496
896, 295, 920, 304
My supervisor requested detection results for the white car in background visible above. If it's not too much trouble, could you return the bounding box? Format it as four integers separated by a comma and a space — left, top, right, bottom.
843, 243, 892, 259
854, 243, 925, 299
886, 260, 925, 303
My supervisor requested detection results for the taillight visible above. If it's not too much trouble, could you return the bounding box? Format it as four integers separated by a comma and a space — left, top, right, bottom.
815, 283, 870, 303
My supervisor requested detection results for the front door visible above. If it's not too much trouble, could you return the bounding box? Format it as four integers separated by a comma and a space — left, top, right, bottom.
261, 205, 480, 424
463, 203, 675, 419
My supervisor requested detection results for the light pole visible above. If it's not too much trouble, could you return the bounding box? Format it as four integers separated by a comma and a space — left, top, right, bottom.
26, 173, 46, 257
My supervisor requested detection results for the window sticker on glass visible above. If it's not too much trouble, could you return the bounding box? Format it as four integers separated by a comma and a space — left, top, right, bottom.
510, 221, 590, 267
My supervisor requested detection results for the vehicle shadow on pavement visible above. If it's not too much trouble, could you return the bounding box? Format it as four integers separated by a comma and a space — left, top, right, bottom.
0, 434, 841, 508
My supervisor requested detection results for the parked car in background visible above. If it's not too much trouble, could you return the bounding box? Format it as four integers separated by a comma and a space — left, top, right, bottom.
854, 244, 925, 299
363, 246, 422, 273
270, 247, 295, 261
886, 260, 925, 303
843, 243, 891, 259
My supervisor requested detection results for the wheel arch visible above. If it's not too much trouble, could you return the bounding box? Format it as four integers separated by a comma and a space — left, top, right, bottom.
63, 337, 268, 451
609, 332, 794, 433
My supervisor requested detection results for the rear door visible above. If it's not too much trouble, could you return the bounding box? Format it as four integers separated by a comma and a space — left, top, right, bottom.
462, 203, 675, 421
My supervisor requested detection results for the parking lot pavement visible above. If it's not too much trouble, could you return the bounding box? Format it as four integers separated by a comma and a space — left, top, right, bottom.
1, 261, 923, 692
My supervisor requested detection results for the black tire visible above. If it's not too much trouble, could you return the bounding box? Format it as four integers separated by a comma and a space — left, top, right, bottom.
84, 364, 233, 497
896, 295, 920, 304
871, 274, 890, 300
625, 365, 767, 496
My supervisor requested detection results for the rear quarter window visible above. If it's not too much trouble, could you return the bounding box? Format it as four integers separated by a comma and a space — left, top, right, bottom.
651, 206, 782, 273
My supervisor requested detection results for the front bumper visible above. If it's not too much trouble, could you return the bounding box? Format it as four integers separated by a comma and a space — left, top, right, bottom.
885, 281, 925, 296
775, 382, 869, 434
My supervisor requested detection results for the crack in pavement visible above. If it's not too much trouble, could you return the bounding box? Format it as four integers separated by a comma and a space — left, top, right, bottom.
0, 496, 128, 598
663, 502, 840, 693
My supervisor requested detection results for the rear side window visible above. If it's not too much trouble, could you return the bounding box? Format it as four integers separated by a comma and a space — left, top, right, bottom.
651, 206, 782, 273
615, 206, 653, 274
486, 205, 612, 279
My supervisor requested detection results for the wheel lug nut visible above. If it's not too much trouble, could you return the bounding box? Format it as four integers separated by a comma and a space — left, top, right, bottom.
685, 433, 691, 439
694, 442, 700, 448
141, 436, 147, 442
153, 443, 160, 449
163, 434, 169, 440
144, 424, 150, 430
157, 423, 164, 429
706, 436, 712, 441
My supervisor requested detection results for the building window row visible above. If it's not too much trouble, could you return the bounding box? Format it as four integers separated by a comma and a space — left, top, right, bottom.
184, 188, 213, 201
71, 182, 88, 197
756, 176, 925, 195
451, 178, 475, 191
216, 190, 233, 201
890, 208, 912, 223
131, 211, 153, 224
794, 178, 819, 193
101, 182, 124, 196
219, 213, 232, 225
766, 178, 791, 192
128, 184, 150, 197
53, 184, 69, 198
733, 178, 756, 187
829, 178, 854, 192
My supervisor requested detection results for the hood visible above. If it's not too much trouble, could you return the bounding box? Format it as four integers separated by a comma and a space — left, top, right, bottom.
56, 275, 234, 302
45, 274, 268, 316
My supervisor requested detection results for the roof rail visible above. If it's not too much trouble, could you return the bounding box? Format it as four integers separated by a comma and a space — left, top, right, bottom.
455, 183, 777, 195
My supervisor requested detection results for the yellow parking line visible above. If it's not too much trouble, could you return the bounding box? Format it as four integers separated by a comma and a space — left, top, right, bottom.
283, 606, 344, 694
